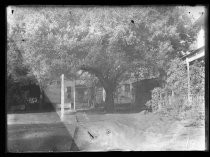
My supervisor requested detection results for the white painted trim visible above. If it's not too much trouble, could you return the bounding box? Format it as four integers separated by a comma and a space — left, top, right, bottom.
73, 80, 76, 110
60, 74, 64, 121
102, 88, 106, 102
186, 50, 205, 63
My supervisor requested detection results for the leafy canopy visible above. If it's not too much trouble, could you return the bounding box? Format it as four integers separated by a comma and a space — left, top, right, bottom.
7, 6, 197, 87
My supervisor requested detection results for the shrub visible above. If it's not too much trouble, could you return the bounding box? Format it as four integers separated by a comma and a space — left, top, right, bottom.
146, 86, 204, 123
146, 58, 205, 122
145, 87, 164, 112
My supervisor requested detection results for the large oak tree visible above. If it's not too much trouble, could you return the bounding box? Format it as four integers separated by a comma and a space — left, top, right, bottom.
7, 6, 197, 111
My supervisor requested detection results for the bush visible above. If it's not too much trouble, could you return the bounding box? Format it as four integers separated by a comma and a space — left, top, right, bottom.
146, 86, 204, 123
146, 58, 205, 123
145, 87, 163, 112
181, 95, 205, 121
162, 96, 188, 120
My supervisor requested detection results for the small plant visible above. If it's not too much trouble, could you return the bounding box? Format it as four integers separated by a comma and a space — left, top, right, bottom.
145, 87, 165, 112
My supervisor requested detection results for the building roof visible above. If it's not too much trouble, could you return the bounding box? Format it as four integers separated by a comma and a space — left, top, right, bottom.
193, 13, 205, 28
181, 13, 206, 61
182, 46, 205, 60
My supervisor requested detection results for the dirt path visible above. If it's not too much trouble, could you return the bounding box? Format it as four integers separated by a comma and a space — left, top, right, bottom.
7, 111, 205, 152
72, 112, 205, 151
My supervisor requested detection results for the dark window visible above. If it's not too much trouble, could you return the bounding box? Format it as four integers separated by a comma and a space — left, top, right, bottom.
67, 87, 71, 99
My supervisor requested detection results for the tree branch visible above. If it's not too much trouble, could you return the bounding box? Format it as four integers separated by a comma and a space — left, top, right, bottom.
80, 65, 108, 87
113, 66, 127, 82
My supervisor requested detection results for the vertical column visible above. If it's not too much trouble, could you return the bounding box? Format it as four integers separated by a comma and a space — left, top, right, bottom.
130, 83, 132, 99
102, 88, 106, 102
122, 84, 125, 94
61, 74, 64, 121
66, 87, 71, 110
131, 83, 135, 104
158, 93, 161, 111
130, 82, 133, 109
73, 80, 76, 111
186, 58, 191, 106
116, 87, 118, 104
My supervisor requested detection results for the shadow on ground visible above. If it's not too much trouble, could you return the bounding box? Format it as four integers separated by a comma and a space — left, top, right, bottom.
7, 122, 79, 152
7, 109, 79, 152
7, 83, 81, 152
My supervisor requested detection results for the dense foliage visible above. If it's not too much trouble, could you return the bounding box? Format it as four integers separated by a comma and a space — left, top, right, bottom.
146, 59, 205, 123
7, 6, 198, 111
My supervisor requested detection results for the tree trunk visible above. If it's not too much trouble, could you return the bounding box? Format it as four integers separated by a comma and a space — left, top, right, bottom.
90, 87, 96, 108
104, 87, 115, 112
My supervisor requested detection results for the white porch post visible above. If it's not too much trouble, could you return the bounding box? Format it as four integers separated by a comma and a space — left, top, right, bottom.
61, 74, 64, 121
130, 82, 134, 103
130, 83, 132, 98
122, 84, 125, 93
186, 58, 191, 105
102, 88, 106, 102
73, 80, 76, 111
